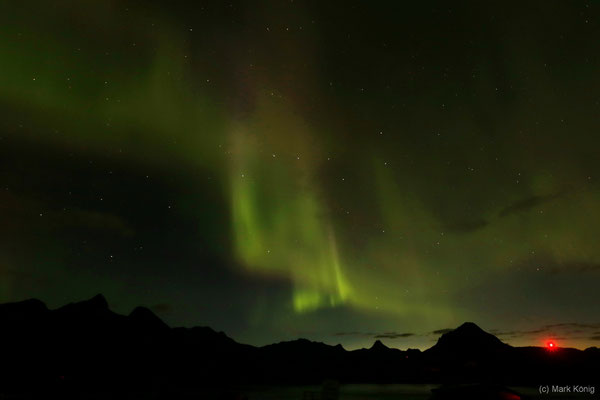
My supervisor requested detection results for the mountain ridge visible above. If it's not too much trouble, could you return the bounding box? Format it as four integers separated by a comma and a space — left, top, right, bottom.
2, 294, 594, 352
0, 294, 597, 390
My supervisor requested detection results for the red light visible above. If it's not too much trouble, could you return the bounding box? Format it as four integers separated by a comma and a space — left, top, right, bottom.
546, 340, 557, 350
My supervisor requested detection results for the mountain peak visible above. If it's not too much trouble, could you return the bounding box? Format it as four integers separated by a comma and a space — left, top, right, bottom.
455, 321, 485, 333
55, 293, 109, 315
0, 298, 47, 312
370, 339, 389, 351
427, 322, 509, 354
88, 294, 109, 309
0, 298, 49, 322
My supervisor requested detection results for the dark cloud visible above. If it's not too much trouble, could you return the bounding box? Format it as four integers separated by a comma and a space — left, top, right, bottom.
498, 190, 567, 218
492, 324, 600, 340
0, 188, 133, 238
515, 254, 600, 275
65, 209, 134, 238
444, 219, 489, 234
431, 329, 453, 335
547, 262, 600, 274
589, 336, 600, 341
334, 331, 414, 339
494, 329, 545, 338
374, 332, 415, 339
543, 323, 600, 330
334, 331, 365, 337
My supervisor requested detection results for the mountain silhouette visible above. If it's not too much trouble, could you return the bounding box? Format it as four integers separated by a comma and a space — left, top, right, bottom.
0, 294, 597, 396
430, 322, 508, 351
370, 339, 389, 351
425, 322, 511, 361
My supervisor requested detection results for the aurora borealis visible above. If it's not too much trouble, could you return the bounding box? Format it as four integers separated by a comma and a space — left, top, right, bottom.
1, 1, 599, 350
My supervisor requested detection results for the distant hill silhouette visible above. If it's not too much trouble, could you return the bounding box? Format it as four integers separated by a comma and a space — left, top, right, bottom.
427, 322, 510, 354
0, 295, 598, 396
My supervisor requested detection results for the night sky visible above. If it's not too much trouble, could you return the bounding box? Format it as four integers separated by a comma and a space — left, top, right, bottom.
1, 1, 599, 350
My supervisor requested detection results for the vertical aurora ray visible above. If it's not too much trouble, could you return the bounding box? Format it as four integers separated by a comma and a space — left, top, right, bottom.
229, 116, 352, 313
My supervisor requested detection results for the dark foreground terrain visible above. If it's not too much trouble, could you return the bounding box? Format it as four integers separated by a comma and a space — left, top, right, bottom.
1, 295, 598, 398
